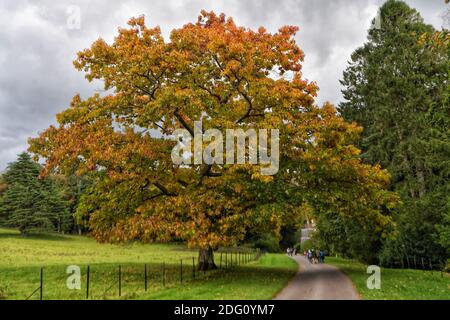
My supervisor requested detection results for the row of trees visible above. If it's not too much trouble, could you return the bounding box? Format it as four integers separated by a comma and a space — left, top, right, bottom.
0, 153, 90, 235
314, 0, 449, 265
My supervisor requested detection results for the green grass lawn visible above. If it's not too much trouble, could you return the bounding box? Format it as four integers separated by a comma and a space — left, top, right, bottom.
143, 254, 297, 300
326, 257, 450, 300
0, 228, 297, 300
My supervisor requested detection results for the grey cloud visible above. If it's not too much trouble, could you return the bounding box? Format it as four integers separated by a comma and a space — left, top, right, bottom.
0, 0, 445, 171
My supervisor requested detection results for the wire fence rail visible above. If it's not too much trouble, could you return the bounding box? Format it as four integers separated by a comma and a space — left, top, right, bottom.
22, 249, 264, 300
25, 268, 43, 301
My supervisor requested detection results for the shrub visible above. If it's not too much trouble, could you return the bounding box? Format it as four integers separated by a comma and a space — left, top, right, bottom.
300, 239, 315, 252
252, 235, 281, 253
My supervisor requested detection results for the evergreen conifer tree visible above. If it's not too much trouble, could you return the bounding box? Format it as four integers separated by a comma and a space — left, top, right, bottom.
0, 153, 69, 235
339, 0, 449, 264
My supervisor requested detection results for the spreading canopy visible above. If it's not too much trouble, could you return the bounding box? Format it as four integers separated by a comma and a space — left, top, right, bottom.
29, 12, 398, 256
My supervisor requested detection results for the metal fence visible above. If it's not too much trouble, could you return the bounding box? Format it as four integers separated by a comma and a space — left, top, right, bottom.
24, 249, 264, 300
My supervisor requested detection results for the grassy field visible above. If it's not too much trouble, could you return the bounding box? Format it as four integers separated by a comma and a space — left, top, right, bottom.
326, 257, 450, 300
0, 228, 297, 300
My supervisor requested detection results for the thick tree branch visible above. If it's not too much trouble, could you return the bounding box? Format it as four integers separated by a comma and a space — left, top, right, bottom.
177, 179, 189, 187
195, 82, 232, 106
174, 110, 194, 137
154, 182, 177, 196
147, 192, 165, 201
197, 165, 222, 186
153, 122, 169, 135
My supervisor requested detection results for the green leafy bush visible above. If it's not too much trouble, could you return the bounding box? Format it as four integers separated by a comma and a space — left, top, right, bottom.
252, 235, 281, 253
300, 239, 315, 252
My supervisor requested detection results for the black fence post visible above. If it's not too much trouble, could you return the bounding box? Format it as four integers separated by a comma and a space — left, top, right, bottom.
162, 262, 165, 287
86, 265, 90, 299
406, 256, 410, 269
413, 256, 417, 269
180, 259, 183, 284
192, 257, 195, 280
144, 264, 148, 291
220, 252, 223, 269
40, 268, 43, 301
225, 252, 228, 268
118, 265, 122, 297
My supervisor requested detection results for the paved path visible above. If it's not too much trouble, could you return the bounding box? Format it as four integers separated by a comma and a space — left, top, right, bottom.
274, 255, 360, 300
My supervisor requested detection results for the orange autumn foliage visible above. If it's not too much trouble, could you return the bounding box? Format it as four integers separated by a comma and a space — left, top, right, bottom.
29, 12, 398, 254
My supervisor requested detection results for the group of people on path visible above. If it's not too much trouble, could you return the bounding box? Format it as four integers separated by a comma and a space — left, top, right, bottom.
286, 247, 326, 264
286, 247, 297, 256
305, 249, 325, 264
286, 248, 325, 264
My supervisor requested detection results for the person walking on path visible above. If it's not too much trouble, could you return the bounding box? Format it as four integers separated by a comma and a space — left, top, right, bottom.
307, 249, 313, 263
319, 250, 325, 263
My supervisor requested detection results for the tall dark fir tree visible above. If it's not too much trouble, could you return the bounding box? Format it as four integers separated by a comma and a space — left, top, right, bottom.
0, 153, 70, 235
339, 0, 449, 265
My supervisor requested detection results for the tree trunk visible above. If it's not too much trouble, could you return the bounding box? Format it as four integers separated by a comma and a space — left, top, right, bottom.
198, 248, 217, 271
416, 168, 426, 198
19, 227, 28, 237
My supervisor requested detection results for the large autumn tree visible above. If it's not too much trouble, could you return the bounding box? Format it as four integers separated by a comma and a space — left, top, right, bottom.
339, 1, 449, 264
30, 12, 397, 269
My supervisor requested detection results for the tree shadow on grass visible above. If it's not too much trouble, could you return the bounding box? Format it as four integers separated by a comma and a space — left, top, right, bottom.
0, 229, 72, 242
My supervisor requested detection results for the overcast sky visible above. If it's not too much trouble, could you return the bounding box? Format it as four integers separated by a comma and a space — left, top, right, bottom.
0, 0, 447, 171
